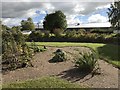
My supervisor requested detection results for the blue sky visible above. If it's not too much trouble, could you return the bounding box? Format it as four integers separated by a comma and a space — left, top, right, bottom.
77, 8, 109, 23
2, 1, 112, 27
31, 7, 110, 27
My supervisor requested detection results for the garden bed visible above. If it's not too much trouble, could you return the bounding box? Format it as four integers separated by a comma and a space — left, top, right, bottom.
2, 46, 118, 88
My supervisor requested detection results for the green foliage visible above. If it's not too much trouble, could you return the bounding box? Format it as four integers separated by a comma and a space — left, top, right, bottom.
53, 28, 63, 37
51, 49, 67, 62
90, 29, 113, 34
21, 17, 35, 31
29, 31, 43, 41
2, 29, 33, 71
43, 10, 67, 33
30, 42, 47, 53
27, 28, 119, 44
74, 51, 99, 72
44, 30, 50, 37
77, 29, 86, 34
11, 26, 21, 31
108, 1, 120, 29
65, 30, 77, 38
2, 25, 11, 31
3, 76, 82, 88
114, 33, 120, 37
26, 42, 120, 68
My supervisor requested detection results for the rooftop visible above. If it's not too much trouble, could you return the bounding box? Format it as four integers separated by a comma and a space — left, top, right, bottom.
35, 22, 111, 29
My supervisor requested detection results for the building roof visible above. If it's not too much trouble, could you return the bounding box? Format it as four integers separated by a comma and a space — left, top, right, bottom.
21, 30, 32, 34
36, 22, 111, 29
67, 22, 111, 28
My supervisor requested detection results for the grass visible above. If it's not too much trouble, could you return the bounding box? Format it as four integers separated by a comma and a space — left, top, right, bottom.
27, 42, 120, 68
3, 76, 83, 88
27, 42, 105, 47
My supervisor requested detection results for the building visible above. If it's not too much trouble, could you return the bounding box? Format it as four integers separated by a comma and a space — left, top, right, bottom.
35, 22, 111, 31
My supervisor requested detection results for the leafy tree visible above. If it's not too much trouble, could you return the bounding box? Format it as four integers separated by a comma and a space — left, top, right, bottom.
21, 17, 35, 31
43, 10, 67, 34
108, 1, 120, 29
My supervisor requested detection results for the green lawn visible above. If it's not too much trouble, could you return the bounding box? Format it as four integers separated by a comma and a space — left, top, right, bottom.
3, 76, 83, 88
27, 42, 120, 68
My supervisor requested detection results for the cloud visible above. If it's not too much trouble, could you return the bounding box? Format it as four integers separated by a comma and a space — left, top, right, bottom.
88, 14, 108, 23
2, 2, 112, 18
96, 4, 110, 10
74, 4, 85, 13
67, 15, 82, 25
39, 10, 47, 14
2, 18, 22, 26
2, 2, 39, 18
2, 2, 112, 26
23, 9, 39, 18
1, 0, 114, 2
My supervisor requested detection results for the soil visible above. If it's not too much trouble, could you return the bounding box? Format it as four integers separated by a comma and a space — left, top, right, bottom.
2, 46, 119, 88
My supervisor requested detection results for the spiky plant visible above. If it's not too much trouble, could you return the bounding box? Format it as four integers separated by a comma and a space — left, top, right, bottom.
75, 51, 99, 73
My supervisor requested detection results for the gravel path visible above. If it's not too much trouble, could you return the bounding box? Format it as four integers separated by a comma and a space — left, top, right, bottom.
2, 47, 119, 88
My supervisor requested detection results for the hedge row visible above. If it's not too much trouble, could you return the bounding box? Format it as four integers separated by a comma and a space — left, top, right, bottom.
26, 30, 120, 45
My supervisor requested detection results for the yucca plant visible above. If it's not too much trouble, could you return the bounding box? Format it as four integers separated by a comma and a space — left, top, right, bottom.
75, 51, 99, 73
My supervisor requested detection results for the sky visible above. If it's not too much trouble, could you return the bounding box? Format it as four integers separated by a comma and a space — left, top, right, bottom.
1, 0, 114, 27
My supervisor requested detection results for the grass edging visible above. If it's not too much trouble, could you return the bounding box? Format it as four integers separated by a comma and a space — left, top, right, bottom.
26, 42, 120, 68
82, 46, 120, 69
99, 56, 120, 69
2, 76, 85, 88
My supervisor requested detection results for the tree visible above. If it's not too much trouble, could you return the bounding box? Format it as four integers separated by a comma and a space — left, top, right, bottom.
21, 17, 35, 31
43, 10, 67, 34
108, 1, 120, 30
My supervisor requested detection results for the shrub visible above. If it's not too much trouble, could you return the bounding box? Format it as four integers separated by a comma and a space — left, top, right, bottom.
65, 30, 77, 38
30, 42, 47, 53
114, 33, 120, 38
77, 29, 86, 34
74, 51, 99, 73
44, 30, 50, 38
29, 31, 43, 41
53, 28, 63, 37
51, 49, 67, 62
2, 29, 33, 71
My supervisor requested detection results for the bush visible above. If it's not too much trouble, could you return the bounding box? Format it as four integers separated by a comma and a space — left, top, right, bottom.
53, 28, 63, 37
51, 49, 67, 62
2, 29, 33, 71
90, 29, 113, 34
26, 29, 118, 44
29, 31, 43, 41
114, 33, 120, 38
65, 30, 77, 38
30, 42, 47, 53
74, 51, 99, 72
44, 30, 50, 38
